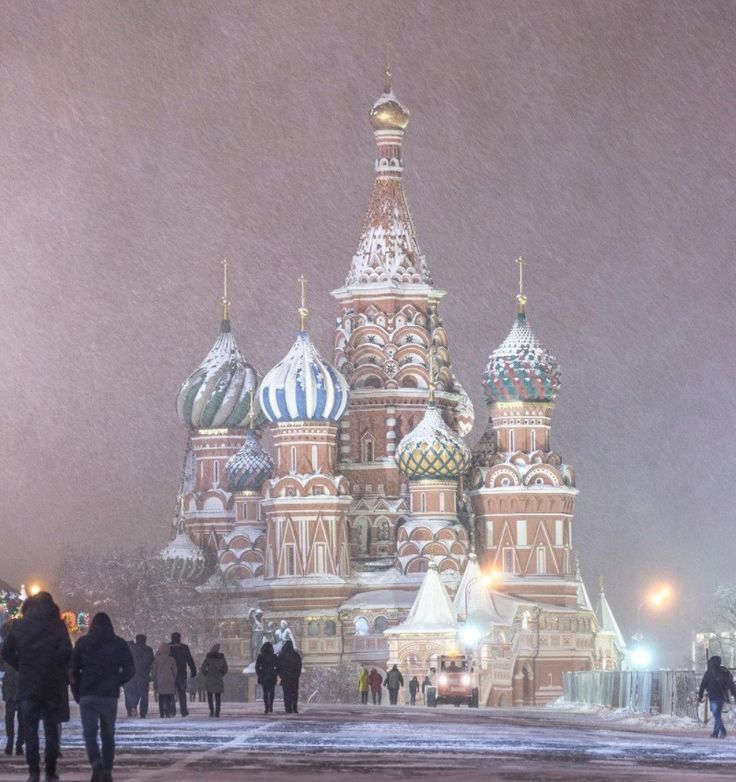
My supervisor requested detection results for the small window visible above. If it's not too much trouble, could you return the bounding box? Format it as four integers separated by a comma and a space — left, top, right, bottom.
508, 430, 515, 452
311, 444, 319, 470
555, 519, 564, 546
537, 547, 546, 574
439, 493, 445, 512
530, 430, 537, 451
362, 437, 375, 463
503, 548, 514, 573
354, 617, 369, 635
213, 461, 219, 485
285, 487, 296, 497
486, 520, 494, 547
290, 446, 297, 473
517, 520, 527, 546
307, 621, 320, 637
312, 486, 325, 496
501, 478, 510, 487
323, 620, 336, 637
374, 616, 388, 633
421, 493, 427, 513
315, 545, 326, 574
285, 546, 296, 575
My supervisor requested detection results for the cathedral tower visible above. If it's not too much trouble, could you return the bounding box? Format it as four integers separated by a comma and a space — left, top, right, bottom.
331, 69, 473, 561
470, 263, 578, 605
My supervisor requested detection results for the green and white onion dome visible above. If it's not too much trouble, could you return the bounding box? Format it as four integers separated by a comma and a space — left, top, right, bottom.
396, 403, 471, 480
177, 319, 259, 429
226, 429, 275, 492
160, 528, 206, 584
483, 305, 560, 403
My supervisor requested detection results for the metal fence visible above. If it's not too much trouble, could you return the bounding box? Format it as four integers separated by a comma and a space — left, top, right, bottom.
562, 670, 701, 718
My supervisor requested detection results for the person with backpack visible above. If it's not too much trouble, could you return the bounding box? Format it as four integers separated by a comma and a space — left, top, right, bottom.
70, 612, 135, 782
201, 644, 228, 718
699, 655, 736, 738
384, 663, 404, 705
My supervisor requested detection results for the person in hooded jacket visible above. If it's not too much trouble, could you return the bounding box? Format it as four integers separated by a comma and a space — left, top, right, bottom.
699, 655, 736, 738
70, 612, 134, 782
255, 641, 278, 714
408, 676, 420, 705
277, 639, 302, 714
201, 644, 228, 718
0, 621, 24, 756
385, 663, 404, 705
125, 635, 154, 719
368, 668, 383, 705
151, 643, 177, 718
357, 668, 369, 705
1, 591, 71, 782
168, 632, 197, 717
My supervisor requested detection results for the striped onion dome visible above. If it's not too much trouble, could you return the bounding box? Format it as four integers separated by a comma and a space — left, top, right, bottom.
483, 304, 560, 403
226, 428, 274, 492
259, 330, 349, 423
160, 526, 206, 584
396, 402, 471, 480
176, 319, 258, 429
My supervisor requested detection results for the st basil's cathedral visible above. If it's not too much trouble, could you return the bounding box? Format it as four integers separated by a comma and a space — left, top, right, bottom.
161, 69, 626, 706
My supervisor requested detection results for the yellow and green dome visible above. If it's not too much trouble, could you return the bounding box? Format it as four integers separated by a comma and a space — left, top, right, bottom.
396, 404, 470, 480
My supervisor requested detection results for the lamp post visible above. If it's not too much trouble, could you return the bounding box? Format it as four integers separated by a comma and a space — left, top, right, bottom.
463, 573, 493, 622
633, 586, 671, 643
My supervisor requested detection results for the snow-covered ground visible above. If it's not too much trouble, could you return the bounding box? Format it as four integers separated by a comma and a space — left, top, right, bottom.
2, 701, 736, 781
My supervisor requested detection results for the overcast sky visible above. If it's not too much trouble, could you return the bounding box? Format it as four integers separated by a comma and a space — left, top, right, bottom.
1, 0, 734, 664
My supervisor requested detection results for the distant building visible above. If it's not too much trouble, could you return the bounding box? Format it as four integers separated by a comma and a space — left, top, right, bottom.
161, 69, 626, 705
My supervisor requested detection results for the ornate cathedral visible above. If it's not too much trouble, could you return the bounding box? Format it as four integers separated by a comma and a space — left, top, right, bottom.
161, 69, 626, 706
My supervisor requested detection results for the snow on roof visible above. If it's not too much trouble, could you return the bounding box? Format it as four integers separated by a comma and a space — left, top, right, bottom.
340, 589, 416, 610
576, 574, 594, 612
596, 587, 627, 652
453, 554, 503, 625
385, 564, 457, 635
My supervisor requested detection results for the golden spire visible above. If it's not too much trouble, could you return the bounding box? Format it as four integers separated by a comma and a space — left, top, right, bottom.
515, 256, 527, 315
246, 388, 256, 429
221, 257, 230, 321
427, 341, 436, 405
384, 42, 392, 93
298, 274, 309, 331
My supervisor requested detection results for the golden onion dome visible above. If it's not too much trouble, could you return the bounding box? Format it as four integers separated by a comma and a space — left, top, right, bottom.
369, 66, 410, 131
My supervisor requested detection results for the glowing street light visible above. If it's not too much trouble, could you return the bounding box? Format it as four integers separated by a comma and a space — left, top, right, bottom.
633, 585, 672, 642
29, 584, 41, 597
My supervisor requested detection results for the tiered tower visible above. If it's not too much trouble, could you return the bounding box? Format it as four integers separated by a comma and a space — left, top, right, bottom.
394, 352, 471, 574
257, 280, 352, 609
175, 259, 259, 553
470, 262, 578, 605
331, 68, 474, 562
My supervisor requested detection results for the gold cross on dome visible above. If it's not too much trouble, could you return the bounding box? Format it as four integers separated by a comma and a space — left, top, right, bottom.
221, 257, 229, 320
298, 274, 309, 331
515, 256, 526, 296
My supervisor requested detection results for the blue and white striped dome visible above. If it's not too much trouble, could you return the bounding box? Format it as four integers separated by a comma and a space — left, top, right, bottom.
259, 331, 349, 423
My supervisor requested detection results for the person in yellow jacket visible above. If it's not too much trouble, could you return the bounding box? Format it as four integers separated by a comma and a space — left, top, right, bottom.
357, 668, 369, 705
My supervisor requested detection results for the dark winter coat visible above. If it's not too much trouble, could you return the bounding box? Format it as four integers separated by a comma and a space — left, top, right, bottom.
152, 643, 178, 695
0, 595, 72, 704
129, 637, 155, 686
277, 640, 302, 686
256, 643, 278, 688
368, 669, 383, 693
385, 667, 404, 690
409, 677, 419, 695
70, 613, 135, 701
169, 638, 197, 686
0, 655, 20, 701
201, 648, 228, 694
699, 656, 736, 702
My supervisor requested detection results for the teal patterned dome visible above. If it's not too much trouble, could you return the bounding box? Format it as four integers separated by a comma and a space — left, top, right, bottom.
177, 319, 259, 429
396, 404, 470, 480
226, 429, 274, 492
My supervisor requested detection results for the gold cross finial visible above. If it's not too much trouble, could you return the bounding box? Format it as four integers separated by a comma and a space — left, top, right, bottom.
384, 42, 392, 93
298, 274, 309, 331
246, 388, 256, 429
515, 256, 527, 315
221, 257, 230, 321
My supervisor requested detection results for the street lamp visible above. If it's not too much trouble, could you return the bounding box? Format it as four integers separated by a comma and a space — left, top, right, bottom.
633, 586, 671, 642
29, 584, 41, 597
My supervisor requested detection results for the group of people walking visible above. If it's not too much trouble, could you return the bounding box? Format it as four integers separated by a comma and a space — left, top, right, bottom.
357, 665, 425, 706
255, 640, 302, 714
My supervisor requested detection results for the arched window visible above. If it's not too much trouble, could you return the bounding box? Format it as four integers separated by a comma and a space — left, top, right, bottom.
354, 617, 369, 636
374, 616, 388, 634
307, 621, 320, 637
323, 620, 336, 637
361, 435, 375, 463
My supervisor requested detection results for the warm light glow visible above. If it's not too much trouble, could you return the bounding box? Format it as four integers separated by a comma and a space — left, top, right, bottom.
29, 584, 41, 596
648, 585, 672, 608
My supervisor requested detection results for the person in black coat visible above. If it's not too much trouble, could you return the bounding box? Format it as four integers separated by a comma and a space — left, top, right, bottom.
255, 641, 279, 714
169, 631, 197, 717
0, 621, 24, 756
0, 591, 71, 782
698, 655, 736, 738
277, 639, 302, 714
124, 635, 154, 718
70, 612, 134, 782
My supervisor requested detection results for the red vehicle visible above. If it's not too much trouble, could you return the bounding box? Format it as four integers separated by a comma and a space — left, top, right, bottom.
427, 654, 479, 707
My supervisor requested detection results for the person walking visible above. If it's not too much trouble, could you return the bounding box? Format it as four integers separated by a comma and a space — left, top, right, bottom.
201, 644, 228, 718
168, 632, 197, 717
385, 663, 404, 705
126, 635, 154, 719
255, 641, 278, 714
368, 668, 383, 705
151, 643, 177, 718
358, 668, 369, 705
421, 673, 432, 702
277, 639, 302, 714
699, 655, 736, 738
408, 676, 420, 705
0, 621, 24, 756
0, 591, 72, 782
70, 612, 135, 782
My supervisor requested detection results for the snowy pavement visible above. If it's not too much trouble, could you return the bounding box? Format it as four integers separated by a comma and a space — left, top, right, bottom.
1, 702, 736, 781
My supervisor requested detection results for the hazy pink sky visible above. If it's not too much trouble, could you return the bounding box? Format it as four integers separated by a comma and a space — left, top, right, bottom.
1, 0, 734, 662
